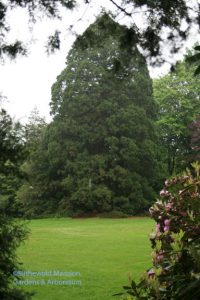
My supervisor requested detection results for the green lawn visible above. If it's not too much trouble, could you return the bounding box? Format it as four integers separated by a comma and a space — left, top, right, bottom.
17, 217, 154, 300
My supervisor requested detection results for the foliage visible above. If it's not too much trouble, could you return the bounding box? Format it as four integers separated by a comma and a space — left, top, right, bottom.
0, 0, 199, 70
121, 0, 199, 67
189, 115, 200, 162
153, 58, 200, 175
0, 109, 23, 166
0, 0, 76, 60
117, 162, 200, 300
16, 108, 47, 217
23, 107, 46, 156
186, 45, 200, 76
0, 214, 32, 300
20, 15, 159, 216
98, 210, 129, 218
0, 109, 26, 216
0, 107, 32, 299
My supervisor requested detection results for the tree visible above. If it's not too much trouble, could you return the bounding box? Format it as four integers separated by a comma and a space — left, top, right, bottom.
189, 115, 200, 162
23, 107, 46, 156
16, 108, 47, 217
0, 1, 199, 70
0, 109, 25, 216
0, 107, 32, 299
153, 58, 200, 175
187, 45, 200, 76
21, 14, 160, 216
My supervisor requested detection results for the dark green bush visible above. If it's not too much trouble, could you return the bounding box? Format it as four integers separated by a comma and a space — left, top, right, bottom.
0, 213, 33, 299
98, 210, 129, 218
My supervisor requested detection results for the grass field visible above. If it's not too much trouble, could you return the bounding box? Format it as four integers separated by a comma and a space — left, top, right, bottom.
16, 217, 154, 300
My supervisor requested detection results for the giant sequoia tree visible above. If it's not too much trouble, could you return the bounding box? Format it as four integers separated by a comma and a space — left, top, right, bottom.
21, 15, 159, 216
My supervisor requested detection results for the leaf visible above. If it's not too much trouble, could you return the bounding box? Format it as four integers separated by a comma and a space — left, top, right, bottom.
123, 286, 132, 290
187, 52, 200, 63
131, 280, 137, 290
175, 278, 200, 300
194, 46, 200, 51
112, 292, 124, 296
194, 65, 200, 76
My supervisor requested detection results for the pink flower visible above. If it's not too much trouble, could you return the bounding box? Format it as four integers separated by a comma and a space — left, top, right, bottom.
156, 223, 160, 234
156, 254, 164, 262
164, 219, 170, 226
166, 202, 173, 211
165, 179, 172, 187
160, 189, 171, 198
180, 211, 187, 217
164, 226, 170, 232
165, 190, 171, 197
147, 269, 155, 277
160, 189, 166, 197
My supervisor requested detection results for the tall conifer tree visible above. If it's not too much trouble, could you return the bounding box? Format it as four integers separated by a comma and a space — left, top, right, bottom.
21, 14, 159, 216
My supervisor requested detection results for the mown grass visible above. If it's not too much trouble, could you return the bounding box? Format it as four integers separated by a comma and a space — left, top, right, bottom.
17, 217, 154, 300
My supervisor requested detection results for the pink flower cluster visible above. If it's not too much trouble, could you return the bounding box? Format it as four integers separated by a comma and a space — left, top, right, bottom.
156, 252, 164, 263
155, 219, 171, 236
164, 219, 170, 232
160, 189, 171, 198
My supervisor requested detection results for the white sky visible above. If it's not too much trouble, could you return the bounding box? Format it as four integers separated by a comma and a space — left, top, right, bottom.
0, 0, 199, 123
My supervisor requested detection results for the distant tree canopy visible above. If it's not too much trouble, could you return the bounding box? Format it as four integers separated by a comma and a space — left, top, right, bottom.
1, 0, 199, 69
18, 15, 160, 216
16, 108, 47, 217
189, 115, 200, 162
24, 107, 46, 156
153, 58, 200, 175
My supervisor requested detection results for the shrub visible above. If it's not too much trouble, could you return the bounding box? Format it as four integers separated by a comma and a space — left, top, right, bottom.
98, 210, 129, 218
70, 185, 113, 213
116, 162, 200, 300
0, 213, 33, 299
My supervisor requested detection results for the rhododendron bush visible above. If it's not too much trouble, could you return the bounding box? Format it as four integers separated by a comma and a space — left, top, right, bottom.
116, 162, 200, 300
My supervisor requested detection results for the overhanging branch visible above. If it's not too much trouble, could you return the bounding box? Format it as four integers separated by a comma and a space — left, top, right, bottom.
109, 0, 132, 17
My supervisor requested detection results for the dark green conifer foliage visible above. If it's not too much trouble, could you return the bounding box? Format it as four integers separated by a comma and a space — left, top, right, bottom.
0, 214, 32, 300
0, 108, 32, 299
25, 14, 159, 216
0, 109, 25, 216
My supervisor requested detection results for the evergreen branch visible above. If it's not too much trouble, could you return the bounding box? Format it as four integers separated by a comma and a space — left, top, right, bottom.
109, 0, 132, 17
